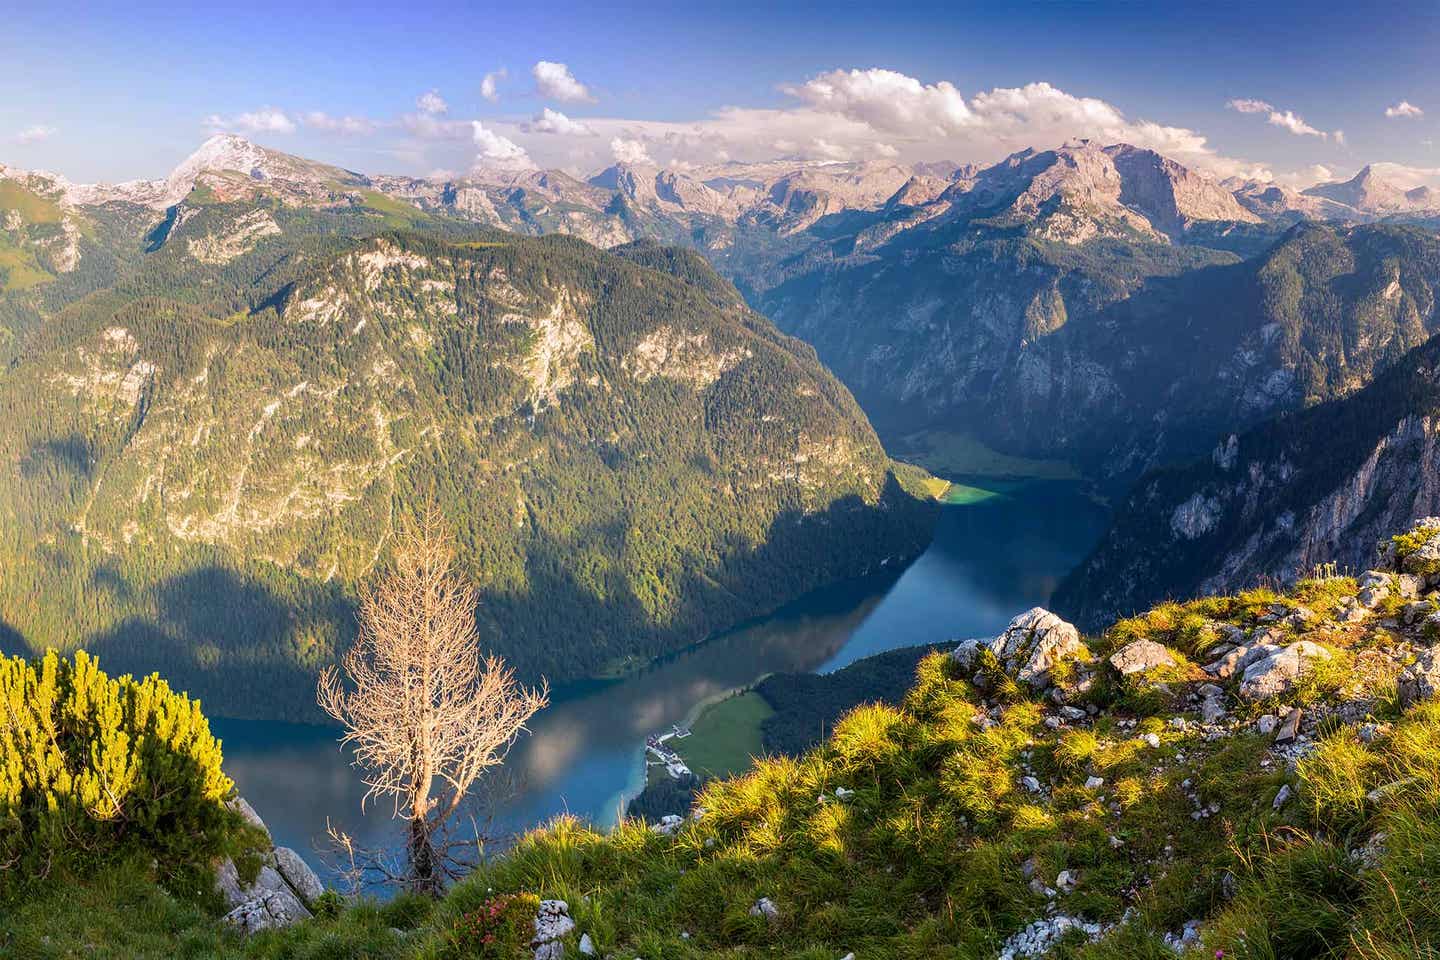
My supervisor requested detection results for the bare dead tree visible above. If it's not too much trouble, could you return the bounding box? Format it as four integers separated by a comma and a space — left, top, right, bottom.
318, 509, 548, 895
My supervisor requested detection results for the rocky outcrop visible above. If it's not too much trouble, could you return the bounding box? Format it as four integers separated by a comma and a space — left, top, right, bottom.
218, 862, 312, 933
533, 900, 577, 960
1399, 649, 1440, 707
217, 797, 327, 934
1237, 641, 1333, 699
953, 608, 1089, 691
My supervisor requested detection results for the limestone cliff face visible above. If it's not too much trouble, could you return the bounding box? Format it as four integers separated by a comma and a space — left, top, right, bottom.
1055, 336, 1440, 628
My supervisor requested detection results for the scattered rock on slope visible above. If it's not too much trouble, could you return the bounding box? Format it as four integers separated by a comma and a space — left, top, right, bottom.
1108, 639, 1177, 676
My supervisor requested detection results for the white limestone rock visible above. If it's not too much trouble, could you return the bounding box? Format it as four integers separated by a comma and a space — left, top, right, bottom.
533, 899, 575, 959
218, 865, 311, 933
951, 608, 1088, 690
1239, 641, 1333, 700
1108, 639, 1177, 676
1399, 648, 1440, 707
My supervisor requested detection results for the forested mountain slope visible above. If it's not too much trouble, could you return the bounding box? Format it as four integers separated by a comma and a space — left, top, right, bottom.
0, 228, 936, 720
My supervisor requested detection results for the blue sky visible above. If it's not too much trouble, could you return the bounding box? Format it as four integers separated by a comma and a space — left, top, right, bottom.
5, 0, 1438, 186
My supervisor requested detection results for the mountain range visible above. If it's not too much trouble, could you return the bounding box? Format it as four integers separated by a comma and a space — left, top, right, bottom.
8, 133, 1440, 684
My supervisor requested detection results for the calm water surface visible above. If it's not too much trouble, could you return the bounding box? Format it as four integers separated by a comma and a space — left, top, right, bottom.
211, 480, 1107, 877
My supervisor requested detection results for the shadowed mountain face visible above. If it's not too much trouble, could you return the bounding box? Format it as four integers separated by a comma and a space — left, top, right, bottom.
1054, 333, 1440, 629
0, 227, 937, 720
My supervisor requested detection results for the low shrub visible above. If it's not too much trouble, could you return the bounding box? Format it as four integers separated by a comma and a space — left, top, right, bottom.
0, 649, 241, 891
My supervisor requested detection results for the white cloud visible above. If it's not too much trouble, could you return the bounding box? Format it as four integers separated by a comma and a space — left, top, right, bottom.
303, 112, 378, 136
783, 68, 971, 136
527, 108, 593, 136
1386, 100, 1424, 118
1226, 98, 1272, 114
481, 68, 507, 103
472, 120, 535, 170
204, 107, 296, 135
610, 136, 652, 165
15, 124, 57, 144
1275, 163, 1335, 189
1228, 98, 1326, 138
533, 61, 594, 103
808, 138, 853, 160
401, 112, 472, 140
416, 90, 448, 116
274, 67, 1264, 185
1333, 129, 1346, 146
1267, 109, 1325, 138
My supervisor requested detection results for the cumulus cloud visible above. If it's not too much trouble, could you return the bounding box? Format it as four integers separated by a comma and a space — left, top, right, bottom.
401, 112, 472, 140
481, 68, 507, 103
783, 68, 971, 136
15, 124, 57, 144
1386, 100, 1424, 118
526, 108, 593, 136
467, 71, 1271, 182
533, 61, 594, 103
472, 120, 535, 170
416, 90, 448, 116
303, 112, 378, 136
610, 137, 652, 165
1334, 129, 1346, 146
1227, 98, 1326, 138
1275, 163, 1336, 189
204, 107, 297, 135
237, 67, 1271, 186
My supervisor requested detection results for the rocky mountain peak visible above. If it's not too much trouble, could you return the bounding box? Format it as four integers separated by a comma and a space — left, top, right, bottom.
1304, 163, 1440, 214
1104, 143, 1261, 233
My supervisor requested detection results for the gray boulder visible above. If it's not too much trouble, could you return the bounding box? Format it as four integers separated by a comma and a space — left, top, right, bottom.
1399, 649, 1440, 707
219, 865, 311, 933
533, 899, 575, 958
1356, 571, 1392, 609
950, 636, 987, 671
228, 796, 272, 844
1206, 642, 1283, 680
1239, 641, 1332, 700
1108, 639, 1177, 677
749, 897, 780, 921
273, 846, 324, 906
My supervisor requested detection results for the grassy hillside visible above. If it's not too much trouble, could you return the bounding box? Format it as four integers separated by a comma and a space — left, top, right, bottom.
11, 522, 1440, 959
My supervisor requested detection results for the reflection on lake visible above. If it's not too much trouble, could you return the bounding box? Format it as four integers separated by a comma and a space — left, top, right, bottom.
212, 480, 1107, 876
